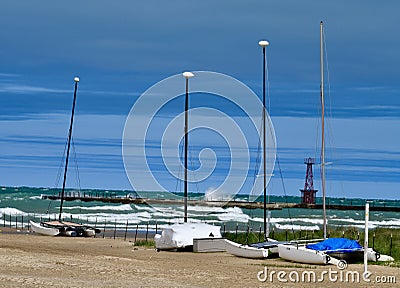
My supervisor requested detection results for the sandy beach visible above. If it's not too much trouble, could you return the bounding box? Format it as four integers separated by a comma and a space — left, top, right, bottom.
0, 231, 398, 288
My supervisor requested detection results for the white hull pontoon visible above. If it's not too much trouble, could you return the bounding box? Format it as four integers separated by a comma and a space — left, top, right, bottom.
278, 244, 331, 264
30, 220, 99, 237
278, 243, 392, 265
225, 239, 269, 259
29, 220, 60, 236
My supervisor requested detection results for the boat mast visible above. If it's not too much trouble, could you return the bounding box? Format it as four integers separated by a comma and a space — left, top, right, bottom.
320, 21, 327, 239
59, 77, 80, 221
259, 40, 269, 240
182, 72, 194, 223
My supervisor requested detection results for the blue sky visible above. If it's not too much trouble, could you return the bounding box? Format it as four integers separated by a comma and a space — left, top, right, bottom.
0, 1, 399, 199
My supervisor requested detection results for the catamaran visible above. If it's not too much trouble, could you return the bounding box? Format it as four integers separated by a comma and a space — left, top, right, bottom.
224, 40, 288, 259
30, 77, 99, 237
278, 22, 392, 264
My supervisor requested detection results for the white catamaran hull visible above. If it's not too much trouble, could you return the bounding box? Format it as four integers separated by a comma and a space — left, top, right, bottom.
278, 244, 329, 264
29, 220, 59, 236
278, 243, 392, 264
366, 248, 394, 262
225, 239, 269, 259
30, 220, 98, 237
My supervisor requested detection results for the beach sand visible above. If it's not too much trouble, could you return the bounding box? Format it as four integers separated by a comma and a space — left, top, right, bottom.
0, 231, 398, 288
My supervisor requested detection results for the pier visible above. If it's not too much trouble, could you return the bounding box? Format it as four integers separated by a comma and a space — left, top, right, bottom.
41, 193, 287, 210
40, 193, 400, 212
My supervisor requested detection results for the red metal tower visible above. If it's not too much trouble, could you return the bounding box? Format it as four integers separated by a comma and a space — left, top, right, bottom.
300, 157, 318, 204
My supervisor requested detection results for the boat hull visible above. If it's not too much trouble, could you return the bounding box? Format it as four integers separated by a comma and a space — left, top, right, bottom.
29, 220, 59, 236
278, 244, 329, 264
225, 239, 269, 259
30, 220, 98, 237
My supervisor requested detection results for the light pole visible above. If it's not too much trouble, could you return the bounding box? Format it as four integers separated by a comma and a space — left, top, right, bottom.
258, 40, 269, 239
182, 71, 194, 223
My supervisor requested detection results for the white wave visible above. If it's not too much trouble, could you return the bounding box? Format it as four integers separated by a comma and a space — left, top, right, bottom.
370, 219, 400, 227
204, 187, 234, 201
330, 218, 364, 224
274, 223, 320, 231
187, 205, 225, 213
146, 205, 182, 214
216, 207, 250, 222
329, 217, 400, 227
29, 195, 42, 200
0, 207, 28, 216
156, 218, 205, 228
251, 217, 324, 225
60, 212, 147, 225
61, 204, 133, 211
74, 211, 151, 221
132, 205, 156, 212
152, 211, 183, 218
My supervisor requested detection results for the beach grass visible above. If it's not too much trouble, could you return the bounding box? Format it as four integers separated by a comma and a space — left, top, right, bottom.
134, 239, 155, 248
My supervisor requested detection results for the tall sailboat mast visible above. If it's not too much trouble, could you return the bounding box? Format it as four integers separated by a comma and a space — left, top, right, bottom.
182, 72, 194, 223
59, 76, 80, 221
320, 21, 327, 239
259, 40, 270, 239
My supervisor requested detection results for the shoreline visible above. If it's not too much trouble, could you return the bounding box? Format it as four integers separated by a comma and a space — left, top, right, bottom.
1, 232, 399, 287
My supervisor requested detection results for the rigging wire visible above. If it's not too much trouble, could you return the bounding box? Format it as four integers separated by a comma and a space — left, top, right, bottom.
249, 122, 263, 202
71, 137, 82, 193
322, 27, 347, 199
245, 116, 263, 234
174, 138, 184, 196
276, 155, 296, 238
266, 47, 271, 115
47, 137, 69, 214
189, 145, 201, 198
54, 137, 68, 188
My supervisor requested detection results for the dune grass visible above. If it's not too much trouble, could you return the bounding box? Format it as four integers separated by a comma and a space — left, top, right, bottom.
134, 239, 155, 248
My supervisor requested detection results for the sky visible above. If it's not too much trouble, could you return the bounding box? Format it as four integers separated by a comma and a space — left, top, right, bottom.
0, 1, 399, 199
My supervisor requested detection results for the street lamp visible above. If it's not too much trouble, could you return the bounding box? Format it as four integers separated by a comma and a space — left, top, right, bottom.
259, 40, 269, 239
182, 71, 194, 223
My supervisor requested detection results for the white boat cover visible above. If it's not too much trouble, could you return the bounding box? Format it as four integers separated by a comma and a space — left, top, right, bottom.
155, 223, 221, 250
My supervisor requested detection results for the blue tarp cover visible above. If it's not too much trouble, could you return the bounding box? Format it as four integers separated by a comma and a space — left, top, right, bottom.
306, 238, 363, 253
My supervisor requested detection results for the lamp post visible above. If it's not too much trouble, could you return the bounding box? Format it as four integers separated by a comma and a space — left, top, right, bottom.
258, 40, 269, 239
59, 76, 80, 221
182, 71, 194, 223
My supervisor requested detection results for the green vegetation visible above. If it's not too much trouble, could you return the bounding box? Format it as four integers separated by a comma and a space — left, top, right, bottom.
224, 227, 400, 263
133, 239, 155, 248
